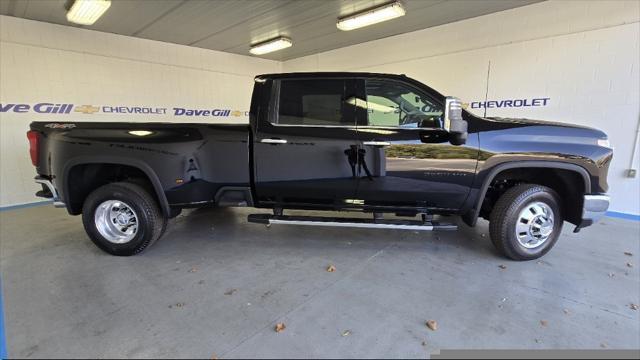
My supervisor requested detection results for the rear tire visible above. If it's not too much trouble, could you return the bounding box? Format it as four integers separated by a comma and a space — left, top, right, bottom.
82, 182, 167, 256
489, 184, 563, 261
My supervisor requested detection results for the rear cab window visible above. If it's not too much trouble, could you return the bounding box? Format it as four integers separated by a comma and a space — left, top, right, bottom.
274, 79, 354, 126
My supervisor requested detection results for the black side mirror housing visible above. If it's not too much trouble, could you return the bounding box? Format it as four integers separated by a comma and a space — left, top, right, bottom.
444, 97, 468, 145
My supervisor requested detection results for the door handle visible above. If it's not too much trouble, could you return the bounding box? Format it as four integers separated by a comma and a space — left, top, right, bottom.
261, 138, 287, 144
363, 141, 391, 147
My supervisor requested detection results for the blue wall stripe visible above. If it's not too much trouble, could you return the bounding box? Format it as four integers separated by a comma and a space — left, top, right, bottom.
0, 278, 7, 359
606, 211, 640, 221
0, 200, 52, 212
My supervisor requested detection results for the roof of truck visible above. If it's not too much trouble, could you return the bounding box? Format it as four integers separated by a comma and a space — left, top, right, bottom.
256, 72, 408, 80
255, 72, 444, 99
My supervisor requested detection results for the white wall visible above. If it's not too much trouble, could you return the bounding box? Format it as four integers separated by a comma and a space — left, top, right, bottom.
283, 0, 640, 216
0, 16, 280, 207
2, 0, 639, 215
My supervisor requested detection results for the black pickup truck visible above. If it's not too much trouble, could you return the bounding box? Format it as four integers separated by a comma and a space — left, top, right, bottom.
27, 72, 613, 260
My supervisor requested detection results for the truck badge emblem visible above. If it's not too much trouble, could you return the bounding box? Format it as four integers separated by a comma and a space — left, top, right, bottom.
74, 105, 100, 114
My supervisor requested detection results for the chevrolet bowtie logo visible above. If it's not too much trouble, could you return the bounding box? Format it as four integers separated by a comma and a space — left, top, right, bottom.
74, 105, 100, 114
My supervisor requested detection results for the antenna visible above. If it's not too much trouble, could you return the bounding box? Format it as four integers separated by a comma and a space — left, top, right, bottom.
483, 60, 491, 118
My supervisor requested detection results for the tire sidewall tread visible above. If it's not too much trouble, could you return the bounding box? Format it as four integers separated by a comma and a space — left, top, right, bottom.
82, 182, 166, 256
489, 184, 563, 261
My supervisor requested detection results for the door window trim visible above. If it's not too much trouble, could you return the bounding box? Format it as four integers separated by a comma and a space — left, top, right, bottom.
362, 78, 445, 130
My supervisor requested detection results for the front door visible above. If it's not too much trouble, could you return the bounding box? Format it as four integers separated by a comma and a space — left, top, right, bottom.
253, 78, 360, 208
354, 78, 478, 211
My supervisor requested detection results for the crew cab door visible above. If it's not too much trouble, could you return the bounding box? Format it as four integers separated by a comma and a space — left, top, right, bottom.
253, 78, 359, 207
354, 78, 477, 211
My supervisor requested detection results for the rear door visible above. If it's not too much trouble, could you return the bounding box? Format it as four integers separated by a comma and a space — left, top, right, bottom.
253, 77, 360, 207
354, 78, 477, 211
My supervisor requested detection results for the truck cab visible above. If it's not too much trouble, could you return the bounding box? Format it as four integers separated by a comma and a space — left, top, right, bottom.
250, 73, 472, 214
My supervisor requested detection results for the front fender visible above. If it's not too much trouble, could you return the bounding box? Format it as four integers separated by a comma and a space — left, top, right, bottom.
461, 160, 592, 226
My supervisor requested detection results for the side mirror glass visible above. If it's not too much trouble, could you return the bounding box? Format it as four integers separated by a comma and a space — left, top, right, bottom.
444, 97, 468, 145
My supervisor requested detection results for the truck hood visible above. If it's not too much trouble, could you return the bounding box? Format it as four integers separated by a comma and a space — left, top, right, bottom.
485, 117, 607, 138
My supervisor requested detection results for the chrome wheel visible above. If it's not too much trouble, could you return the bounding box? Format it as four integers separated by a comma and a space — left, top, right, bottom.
515, 201, 555, 249
94, 200, 139, 244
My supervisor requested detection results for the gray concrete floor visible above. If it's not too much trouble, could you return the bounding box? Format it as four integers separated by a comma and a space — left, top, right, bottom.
0, 205, 639, 358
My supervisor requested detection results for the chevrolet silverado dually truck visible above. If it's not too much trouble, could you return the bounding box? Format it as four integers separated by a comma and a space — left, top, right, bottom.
27, 72, 613, 260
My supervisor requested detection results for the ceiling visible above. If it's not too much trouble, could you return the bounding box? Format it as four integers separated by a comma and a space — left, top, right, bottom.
0, 0, 540, 61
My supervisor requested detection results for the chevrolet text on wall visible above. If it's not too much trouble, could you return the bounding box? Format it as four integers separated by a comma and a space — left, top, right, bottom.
0, 103, 249, 117
1, 98, 551, 118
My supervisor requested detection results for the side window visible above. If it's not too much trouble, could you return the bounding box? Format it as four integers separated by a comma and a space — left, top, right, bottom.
276, 79, 351, 126
365, 80, 444, 128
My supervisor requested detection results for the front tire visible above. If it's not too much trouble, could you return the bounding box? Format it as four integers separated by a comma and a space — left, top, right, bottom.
82, 182, 167, 256
489, 184, 563, 261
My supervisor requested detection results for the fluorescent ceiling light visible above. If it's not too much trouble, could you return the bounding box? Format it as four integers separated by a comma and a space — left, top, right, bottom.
66, 0, 112, 25
337, 1, 406, 31
250, 37, 292, 55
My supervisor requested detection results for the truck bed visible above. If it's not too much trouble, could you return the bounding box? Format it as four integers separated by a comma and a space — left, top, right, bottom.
30, 121, 251, 212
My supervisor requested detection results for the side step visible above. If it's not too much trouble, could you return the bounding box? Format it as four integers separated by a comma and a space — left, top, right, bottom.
247, 214, 457, 231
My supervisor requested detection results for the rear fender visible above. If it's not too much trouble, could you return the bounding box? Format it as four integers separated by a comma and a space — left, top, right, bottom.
62, 156, 170, 217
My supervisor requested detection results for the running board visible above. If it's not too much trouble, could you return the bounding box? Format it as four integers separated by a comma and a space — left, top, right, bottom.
247, 214, 457, 231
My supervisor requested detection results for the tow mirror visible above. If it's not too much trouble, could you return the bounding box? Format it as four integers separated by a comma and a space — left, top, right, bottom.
444, 97, 468, 145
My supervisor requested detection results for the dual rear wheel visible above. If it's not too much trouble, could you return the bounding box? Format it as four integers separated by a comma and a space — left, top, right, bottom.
82, 182, 166, 256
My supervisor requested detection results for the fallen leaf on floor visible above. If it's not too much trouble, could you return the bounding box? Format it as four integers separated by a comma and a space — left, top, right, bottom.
626, 262, 633, 268
498, 265, 507, 270
224, 288, 237, 296
341, 330, 351, 337
563, 309, 570, 315
327, 265, 336, 272
540, 320, 548, 327
275, 323, 286, 333
608, 273, 615, 277
600, 342, 608, 348
630, 303, 639, 310
421, 340, 427, 347
535, 339, 541, 344
188, 267, 198, 273
426, 320, 438, 331
624, 252, 633, 256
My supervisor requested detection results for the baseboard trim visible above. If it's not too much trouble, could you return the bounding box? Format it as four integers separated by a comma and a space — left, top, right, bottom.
0, 200, 53, 212
605, 211, 640, 221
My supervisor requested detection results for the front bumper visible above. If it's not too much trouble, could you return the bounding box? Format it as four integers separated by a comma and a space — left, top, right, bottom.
575, 194, 610, 231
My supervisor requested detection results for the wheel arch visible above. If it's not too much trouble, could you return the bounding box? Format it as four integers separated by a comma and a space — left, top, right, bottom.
463, 161, 591, 227
62, 156, 170, 217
